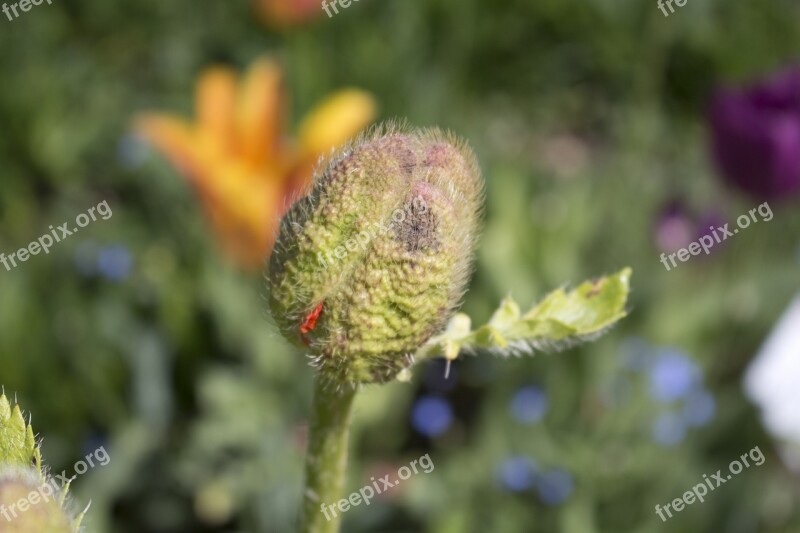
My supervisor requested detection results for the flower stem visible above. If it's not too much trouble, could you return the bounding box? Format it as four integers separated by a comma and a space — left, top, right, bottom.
299, 375, 358, 533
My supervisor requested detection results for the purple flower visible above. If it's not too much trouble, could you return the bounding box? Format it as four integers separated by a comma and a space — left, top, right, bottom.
654, 200, 694, 252
709, 66, 800, 200
694, 210, 727, 243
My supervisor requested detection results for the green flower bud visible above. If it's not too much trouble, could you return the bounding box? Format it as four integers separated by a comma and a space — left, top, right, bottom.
267, 124, 483, 385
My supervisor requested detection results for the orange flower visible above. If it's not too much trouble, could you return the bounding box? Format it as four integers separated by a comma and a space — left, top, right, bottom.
134, 57, 377, 268
253, 0, 321, 28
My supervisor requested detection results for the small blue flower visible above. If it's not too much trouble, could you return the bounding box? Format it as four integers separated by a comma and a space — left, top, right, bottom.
681, 390, 716, 427
97, 245, 133, 282
648, 349, 700, 402
411, 396, 453, 438
497, 456, 537, 492
652, 412, 686, 447
510, 386, 548, 424
536, 469, 574, 505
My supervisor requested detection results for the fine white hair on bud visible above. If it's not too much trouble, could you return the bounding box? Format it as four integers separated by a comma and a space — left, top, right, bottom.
267, 121, 484, 386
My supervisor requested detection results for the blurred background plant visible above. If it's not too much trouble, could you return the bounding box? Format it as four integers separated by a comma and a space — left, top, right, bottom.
0, 0, 798, 531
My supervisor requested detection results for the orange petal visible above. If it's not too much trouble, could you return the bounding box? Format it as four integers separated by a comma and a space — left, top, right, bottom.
297, 89, 377, 157
202, 164, 282, 267
253, 0, 321, 29
135, 114, 233, 214
133, 114, 205, 183
237, 57, 284, 169
196, 66, 238, 157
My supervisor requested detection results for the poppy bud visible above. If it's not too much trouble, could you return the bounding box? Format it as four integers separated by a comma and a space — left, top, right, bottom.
267, 124, 483, 385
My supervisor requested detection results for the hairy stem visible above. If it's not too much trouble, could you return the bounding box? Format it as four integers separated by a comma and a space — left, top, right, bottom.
299, 375, 358, 533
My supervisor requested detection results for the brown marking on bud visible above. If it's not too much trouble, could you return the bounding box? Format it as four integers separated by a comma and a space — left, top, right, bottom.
587, 278, 602, 298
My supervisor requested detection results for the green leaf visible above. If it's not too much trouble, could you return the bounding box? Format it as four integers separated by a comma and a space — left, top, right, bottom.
416, 267, 632, 360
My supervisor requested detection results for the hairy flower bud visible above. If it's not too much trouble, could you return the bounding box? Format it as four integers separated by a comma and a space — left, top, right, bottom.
267, 124, 483, 385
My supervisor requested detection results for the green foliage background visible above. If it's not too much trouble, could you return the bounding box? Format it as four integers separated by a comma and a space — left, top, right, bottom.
0, 0, 799, 531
